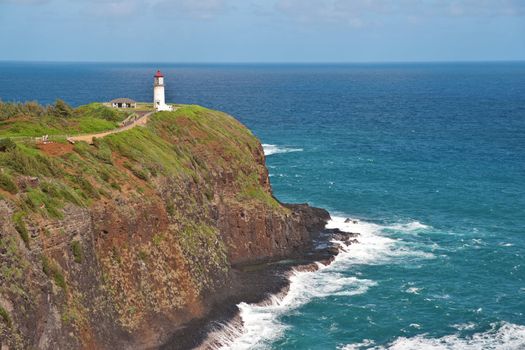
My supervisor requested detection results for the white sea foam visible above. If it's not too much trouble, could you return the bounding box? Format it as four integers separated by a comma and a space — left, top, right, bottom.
325, 216, 436, 266
406, 287, 422, 295
209, 215, 435, 350
453, 323, 477, 331
262, 144, 303, 156
342, 322, 525, 350
385, 221, 430, 232
212, 268, 377, 350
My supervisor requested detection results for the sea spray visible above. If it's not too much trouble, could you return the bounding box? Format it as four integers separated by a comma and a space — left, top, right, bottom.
209, 215, 435, 349
340, 322, 525, 350
262, 144, 303, 156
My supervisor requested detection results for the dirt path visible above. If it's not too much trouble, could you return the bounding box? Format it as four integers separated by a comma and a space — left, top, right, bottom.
70, 111, 154, 144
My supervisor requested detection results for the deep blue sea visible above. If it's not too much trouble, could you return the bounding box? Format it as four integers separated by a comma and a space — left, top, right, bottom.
1, 62, 524, 349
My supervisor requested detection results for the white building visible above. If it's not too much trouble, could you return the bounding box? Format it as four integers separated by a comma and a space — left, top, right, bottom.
153, 70, 173, 111
110, 98, 137, 109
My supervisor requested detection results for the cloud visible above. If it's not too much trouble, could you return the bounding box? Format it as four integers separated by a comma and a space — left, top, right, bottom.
153, 0, 233, 20
83, 0, 141, 17
273, 0, 525, 26
77, 0, 233, 19
0, 0, 50, 4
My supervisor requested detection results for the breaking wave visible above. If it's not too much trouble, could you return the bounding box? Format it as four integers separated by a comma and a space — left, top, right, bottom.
341, 322, 525, 350
204, 215, 435, 349
262, 144, 303, 156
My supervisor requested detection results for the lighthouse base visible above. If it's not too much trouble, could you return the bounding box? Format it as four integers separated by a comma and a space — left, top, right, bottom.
155, 103, 173, 112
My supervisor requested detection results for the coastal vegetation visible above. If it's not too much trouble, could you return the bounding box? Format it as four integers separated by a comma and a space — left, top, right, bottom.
0, 101, 306, 349
0, 100, 130, 138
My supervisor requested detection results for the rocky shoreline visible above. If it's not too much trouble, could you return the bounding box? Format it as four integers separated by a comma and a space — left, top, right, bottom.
0, 104, 360, 349
160, 209, 360, 350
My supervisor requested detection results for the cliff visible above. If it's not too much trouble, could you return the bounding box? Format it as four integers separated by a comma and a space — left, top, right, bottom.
0, 104, 328, 349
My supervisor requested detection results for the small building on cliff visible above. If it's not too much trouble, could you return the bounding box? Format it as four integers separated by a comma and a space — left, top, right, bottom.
110, 98, 136, 109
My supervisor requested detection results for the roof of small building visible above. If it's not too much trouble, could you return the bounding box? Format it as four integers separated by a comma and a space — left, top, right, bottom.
110, 98, 137, 104
154, 70, 164, 78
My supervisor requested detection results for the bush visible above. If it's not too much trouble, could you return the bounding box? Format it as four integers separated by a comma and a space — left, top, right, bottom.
3, 146, 60, 177
0, 138, 16, 152
0, 172, 18, 194
71, 241, 83, 263
123, 162, 149, 181
71, 175, 99, 199
13, 212, 29, 248
22, 188, 63, 219
52, 99, 73, 118
42, 255, 67, 290
75, 103, 126, 122
0, 306, 12, 328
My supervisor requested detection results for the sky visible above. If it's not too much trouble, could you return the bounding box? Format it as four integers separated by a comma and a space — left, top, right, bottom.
0, 0, 524, 63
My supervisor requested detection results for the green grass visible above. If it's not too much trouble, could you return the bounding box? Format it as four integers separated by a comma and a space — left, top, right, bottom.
0, 142, 61, 177
0, 102, 129, 138
0, 102, 284, 227
42, 255, 67, 290
0, 116, 120, 138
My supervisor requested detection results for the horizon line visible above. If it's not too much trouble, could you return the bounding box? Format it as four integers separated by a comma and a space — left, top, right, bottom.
1, 59, 525, 65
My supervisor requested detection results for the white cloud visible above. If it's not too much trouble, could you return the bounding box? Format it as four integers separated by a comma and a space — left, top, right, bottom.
150, 0, 233, 20
273, 0, 525, 26
0, 0, 50, 4
83, 0, 140, 17
77, 0, 234, 19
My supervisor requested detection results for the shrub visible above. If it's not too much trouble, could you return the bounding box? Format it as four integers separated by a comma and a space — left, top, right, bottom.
0, 172, 18, 194
110, 182, 121, 191
13, 212, 29, 248
0, 138, 16, 152
22, 188, 63, 219
93, 143, 113, 164
99, 170, 110, 182
0, 306, 12, 328
138, 250, 148, 261
71, 241, 83, 263
75, 103, 126, 122
42, 255, 67, 290
71, 175, 99, 199
2, 146, 60, 177
166, 200, 175, 216
52, 99, 73, 118
123, 162, 149, 181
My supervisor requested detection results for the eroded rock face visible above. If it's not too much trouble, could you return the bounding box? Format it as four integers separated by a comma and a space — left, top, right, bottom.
0, 106, 329, 350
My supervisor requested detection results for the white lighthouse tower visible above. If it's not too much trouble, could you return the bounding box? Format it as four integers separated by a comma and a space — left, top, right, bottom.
153, 70, 173, 111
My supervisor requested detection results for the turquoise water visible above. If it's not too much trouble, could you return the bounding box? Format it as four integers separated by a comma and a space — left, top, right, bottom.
1, 62, 524, 349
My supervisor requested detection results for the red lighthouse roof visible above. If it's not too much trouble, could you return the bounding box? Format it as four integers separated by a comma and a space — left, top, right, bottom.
154, 70, 164, 78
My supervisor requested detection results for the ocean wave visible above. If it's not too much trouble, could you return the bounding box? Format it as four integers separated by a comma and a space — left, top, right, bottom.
385, 221, 430, 232
262, 144, 303, 156
210, 270, 376, 350
325, 216, 436, 266
206, 215, 436, 349
341, 322, 525, 350
405, 287, 422, 295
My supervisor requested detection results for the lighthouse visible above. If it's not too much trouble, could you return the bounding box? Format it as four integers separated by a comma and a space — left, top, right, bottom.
153, 70, 173, 111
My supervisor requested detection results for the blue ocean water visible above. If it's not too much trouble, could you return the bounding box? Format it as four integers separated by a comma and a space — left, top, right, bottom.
1, 62, 524, 349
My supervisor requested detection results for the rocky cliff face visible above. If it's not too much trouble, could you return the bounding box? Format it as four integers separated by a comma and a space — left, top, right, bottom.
0, 105, 328, 349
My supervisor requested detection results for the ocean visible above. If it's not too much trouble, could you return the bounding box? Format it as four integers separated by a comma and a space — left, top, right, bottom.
1, 62, 524, 349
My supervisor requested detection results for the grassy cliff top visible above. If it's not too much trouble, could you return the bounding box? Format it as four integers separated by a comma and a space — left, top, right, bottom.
0, 102, 278, 225
0, 100, 133, 138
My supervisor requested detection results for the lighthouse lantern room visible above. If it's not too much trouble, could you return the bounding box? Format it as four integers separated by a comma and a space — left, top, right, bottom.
153, 70, 173, 111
